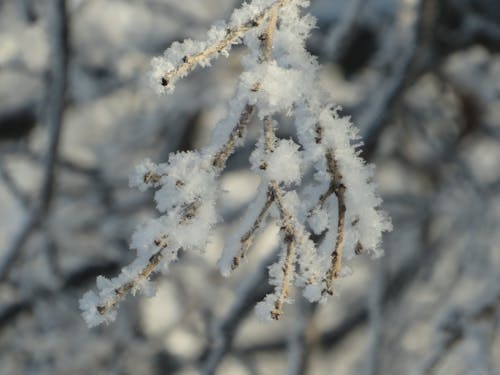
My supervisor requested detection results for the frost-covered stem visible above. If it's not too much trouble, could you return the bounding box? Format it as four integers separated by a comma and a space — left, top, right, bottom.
212, 104, 255, 170
309, 125, 345, 213
270, 181, 297, 319
231, 189, 274, 269
90, 97, 255, 320
93, 87, 256, 319
228, 3, 280, 271
257, 3, 299, 320
323, 149, 346, 294
312, 184, 334, 213
264, 116, 276, 152
261, 1, 280, 61
96, 249, 165, 316
258, 117, 302, 319
40, 0, 68, 215
160, 0, 289, 88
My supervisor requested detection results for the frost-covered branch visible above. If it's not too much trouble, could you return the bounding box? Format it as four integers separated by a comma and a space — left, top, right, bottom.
322, 149, 346, 295
212, 104, 255, 169
153, 0, 292, 93
80, 0, 391, 327
229, 188, 273, 270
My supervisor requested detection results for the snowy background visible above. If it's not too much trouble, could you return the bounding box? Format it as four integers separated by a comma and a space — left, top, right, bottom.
0, 0, 499, 374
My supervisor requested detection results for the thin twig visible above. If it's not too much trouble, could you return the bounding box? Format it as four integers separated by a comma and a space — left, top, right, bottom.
231, 188, 274, 269
0, 162, 30, 209
234, 228, 436, 356
308, 128, 348, 284
323, 149, 346, 295
96, 247, 165, 316
227, 3, 281, 272
270, 180, 297, 320
95, 67, 258, 317
212, 104, 255, 170
257, 4, 301, 320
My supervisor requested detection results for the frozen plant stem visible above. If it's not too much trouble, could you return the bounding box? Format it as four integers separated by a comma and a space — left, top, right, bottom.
202, 2, 282, 276
323, 149, 346, 295
269, 180, 297, 319
80, 0, 392, 327
212, 104, 254, 169
95, 245, 165, 317
158, 0, 290, 90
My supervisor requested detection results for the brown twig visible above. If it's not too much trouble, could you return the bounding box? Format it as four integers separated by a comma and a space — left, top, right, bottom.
323, 149, 346, 295
226, 2, 282, 272
257, 5, 301, 319
308, 124, 339, 214
212, 104, 255, 170
231, 188, 274, 269
309, 122, 348, 294
269, 181, 297, 320
96, 239, 168, 316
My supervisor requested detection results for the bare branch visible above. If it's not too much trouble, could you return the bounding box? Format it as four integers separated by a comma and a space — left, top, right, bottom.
0, 0, 69, 281
0, 162, 30, 208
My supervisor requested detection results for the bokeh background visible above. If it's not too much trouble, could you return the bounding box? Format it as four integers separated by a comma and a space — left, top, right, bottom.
0, 0, 499, 374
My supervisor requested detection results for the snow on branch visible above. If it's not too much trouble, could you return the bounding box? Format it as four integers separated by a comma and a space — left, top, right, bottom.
80, 0, 392, 327
152, 0, 293, 93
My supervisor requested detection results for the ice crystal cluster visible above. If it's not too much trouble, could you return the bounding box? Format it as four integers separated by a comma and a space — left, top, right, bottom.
80, 0, 392, 327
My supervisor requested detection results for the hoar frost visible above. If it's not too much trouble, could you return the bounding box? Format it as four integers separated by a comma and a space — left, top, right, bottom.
80, 0, 391, 327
